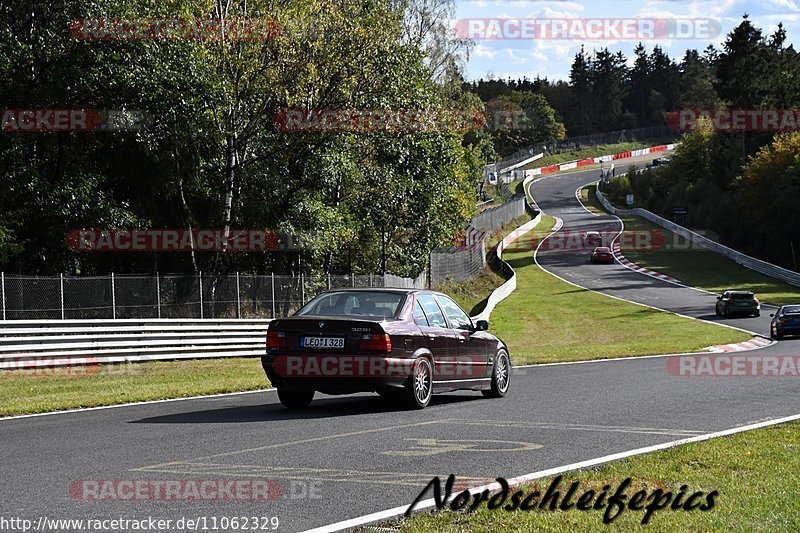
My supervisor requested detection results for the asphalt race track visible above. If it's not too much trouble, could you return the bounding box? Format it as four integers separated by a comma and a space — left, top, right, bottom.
3, 155, 800, 532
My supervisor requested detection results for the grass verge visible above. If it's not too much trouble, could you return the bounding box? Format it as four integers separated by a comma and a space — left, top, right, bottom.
0, 357, 269, 417
387, 419, 800, 531
581, 184, 800, 306
522, 138, 676, 170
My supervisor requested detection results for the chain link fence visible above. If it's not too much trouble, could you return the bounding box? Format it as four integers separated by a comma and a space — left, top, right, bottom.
430, 195, 530, 287
0, 271, 425, 321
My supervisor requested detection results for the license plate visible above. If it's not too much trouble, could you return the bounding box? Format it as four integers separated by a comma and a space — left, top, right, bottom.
301, 336, 345, 349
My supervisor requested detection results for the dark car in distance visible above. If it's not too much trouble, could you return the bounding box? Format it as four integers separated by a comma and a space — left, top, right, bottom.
590, 246, 614, 264
771, 305, 800, 340
262, 289, 511, 410
715, 290, 760, 317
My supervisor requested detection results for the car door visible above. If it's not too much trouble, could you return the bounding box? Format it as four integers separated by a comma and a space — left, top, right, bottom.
415, 294, 459, 378
434, 294, 489, 380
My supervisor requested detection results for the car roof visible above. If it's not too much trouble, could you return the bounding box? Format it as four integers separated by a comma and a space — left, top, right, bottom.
727, 290, 754, 294
316, 287, 416, 294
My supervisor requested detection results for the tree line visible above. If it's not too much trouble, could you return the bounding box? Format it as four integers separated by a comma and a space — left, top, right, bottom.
0, 0, 486, 278
597, 17, 800, 270
465, 16, 800, 138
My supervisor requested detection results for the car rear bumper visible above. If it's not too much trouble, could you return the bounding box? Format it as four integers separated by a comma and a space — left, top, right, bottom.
261, 354, 413, 394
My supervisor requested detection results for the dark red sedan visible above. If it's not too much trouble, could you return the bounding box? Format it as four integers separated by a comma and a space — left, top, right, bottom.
590, 246, 614, 264
262, 288, 510, 409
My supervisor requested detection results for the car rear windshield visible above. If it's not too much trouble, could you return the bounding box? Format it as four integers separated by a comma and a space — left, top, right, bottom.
731, 293, 755, 300
295, 291, 406, 319
782, 305, 800, 314
596, 247, 610, 252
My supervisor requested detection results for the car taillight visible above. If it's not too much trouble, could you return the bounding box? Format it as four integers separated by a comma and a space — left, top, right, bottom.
359, 333, 392, 352
754, 298, 760, 305
267, 330, 287, 349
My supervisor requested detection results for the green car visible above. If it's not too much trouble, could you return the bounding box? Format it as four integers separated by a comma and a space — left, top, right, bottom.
715, 290, 760, 317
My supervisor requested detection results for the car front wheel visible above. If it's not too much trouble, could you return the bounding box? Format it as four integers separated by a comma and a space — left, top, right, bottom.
277, 387, 315, 409
483, 350, 511, 398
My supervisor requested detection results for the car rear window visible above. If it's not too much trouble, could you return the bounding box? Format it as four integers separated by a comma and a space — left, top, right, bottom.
731, 293, 755, 300
782, 305, 800, 315
295, 291, 405, 318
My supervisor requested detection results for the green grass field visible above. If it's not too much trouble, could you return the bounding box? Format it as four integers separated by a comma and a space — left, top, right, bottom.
387, 419, 800, 532
0, 357, 269, 417
581, 184, 800, 306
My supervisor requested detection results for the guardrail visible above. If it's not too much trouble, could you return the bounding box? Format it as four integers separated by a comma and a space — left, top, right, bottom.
471, 213, 543, 323
0, 318, 271, 369
595, 188, 800, 288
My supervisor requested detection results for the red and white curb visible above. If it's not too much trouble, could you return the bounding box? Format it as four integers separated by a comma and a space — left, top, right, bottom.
611, 241, 681, 283
708, 336, 773, 353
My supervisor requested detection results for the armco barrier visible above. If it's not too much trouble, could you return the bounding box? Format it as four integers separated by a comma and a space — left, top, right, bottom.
595, 188, 800, 288
0, 318, 271, 369
525, 144, 676, 178
471, 213, 543, 323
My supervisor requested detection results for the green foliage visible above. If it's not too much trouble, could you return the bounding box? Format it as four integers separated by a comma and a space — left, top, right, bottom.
0, 0, 482, 277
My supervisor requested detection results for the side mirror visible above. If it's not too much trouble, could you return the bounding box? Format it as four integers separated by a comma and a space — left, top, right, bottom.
474, 320, 489, 331
716, 296, 722, 300
770, 314, 775, 317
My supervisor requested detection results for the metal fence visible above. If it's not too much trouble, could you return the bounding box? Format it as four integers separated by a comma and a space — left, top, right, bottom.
430, 195, 529, 287
498, 125, 673, 173
473, 195, 526, 231
0, 271, 425, 321
430, 241, 486, 287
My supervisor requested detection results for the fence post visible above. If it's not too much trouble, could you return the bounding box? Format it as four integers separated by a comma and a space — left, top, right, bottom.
1, 272, 5, 321
110, 273, 115, 319
59, 273, 65, 320
156, 273, 161, 319
199, 271, 204, 319
327, 272, 331, 290
271, 273, 276, 318
236, 271, 241, 319
369, 273, 373, 287
300, 273, 305, 304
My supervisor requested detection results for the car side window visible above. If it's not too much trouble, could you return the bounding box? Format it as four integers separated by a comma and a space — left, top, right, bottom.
435, 295, 472, 331
416, 294, 448, 328
413, 301, 429, 327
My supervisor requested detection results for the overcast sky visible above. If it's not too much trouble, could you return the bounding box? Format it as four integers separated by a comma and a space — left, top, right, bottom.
455, 0, 800, 81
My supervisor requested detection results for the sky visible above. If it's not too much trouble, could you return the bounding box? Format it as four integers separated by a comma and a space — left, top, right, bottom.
454, 0, 800, 81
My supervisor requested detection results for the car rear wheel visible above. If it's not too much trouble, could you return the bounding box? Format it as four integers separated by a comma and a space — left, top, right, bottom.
404, 358, 432, 409
482, 350, 510, 398
277, 387, 315, 409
